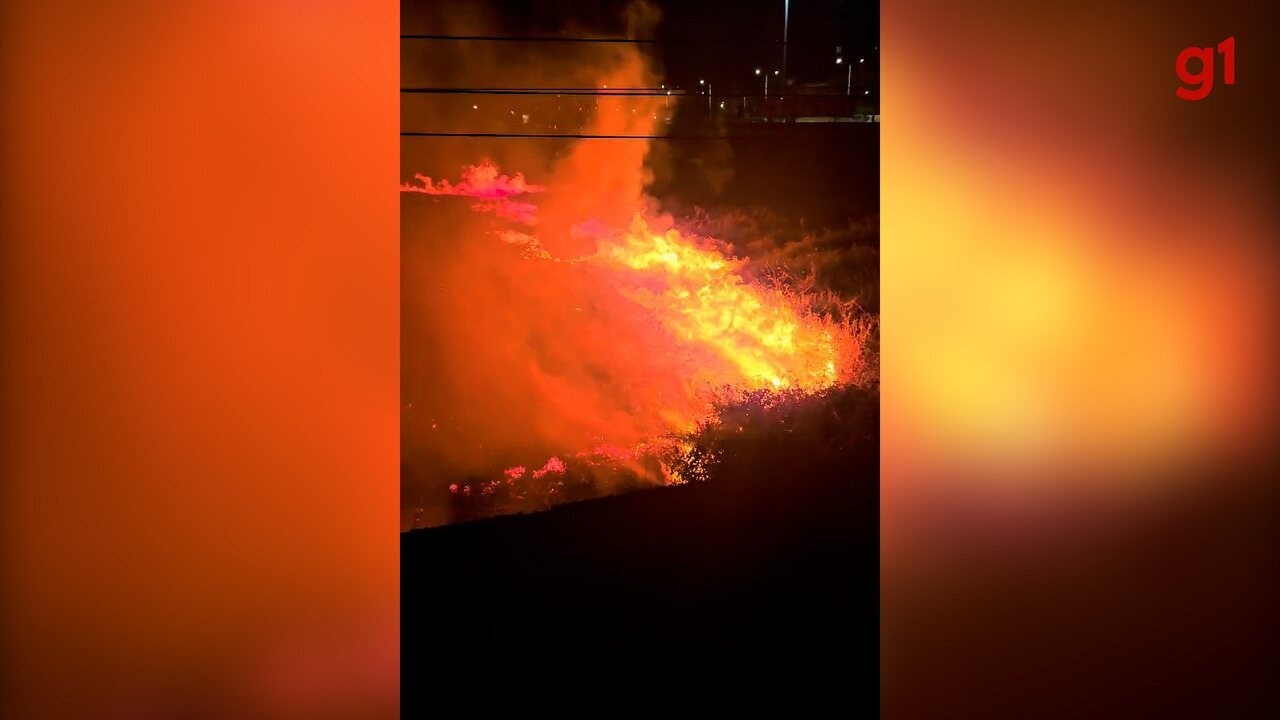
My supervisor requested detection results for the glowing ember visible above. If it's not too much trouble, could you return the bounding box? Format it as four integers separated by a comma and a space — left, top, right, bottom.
401, 161, 545, 225
400, 161, 545, 199
531, 456, 567, 479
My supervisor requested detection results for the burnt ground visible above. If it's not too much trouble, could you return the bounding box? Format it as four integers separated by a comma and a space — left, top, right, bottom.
402, 386, 878, 705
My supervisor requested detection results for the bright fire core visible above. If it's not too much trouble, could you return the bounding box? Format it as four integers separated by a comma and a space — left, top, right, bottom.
600, 214, 842, 393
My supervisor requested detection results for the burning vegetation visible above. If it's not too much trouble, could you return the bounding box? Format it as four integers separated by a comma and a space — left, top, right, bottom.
404, 160, 876, 523
401, 0, 877, 526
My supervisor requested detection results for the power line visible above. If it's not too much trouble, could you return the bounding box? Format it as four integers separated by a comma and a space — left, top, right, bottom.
404, 88, 875, 98
402, 130, 874, 139
403, 87, 663, 93
400, 34, 784, 44
403, 88, 672, 95
402, 132, 672, 139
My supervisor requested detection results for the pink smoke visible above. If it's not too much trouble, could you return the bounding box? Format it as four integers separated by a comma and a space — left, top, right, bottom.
401, 161, 545, 225
400, 161, 545, 199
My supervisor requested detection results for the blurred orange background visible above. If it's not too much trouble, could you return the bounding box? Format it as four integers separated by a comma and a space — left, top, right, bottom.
882, 1, 1279, 716
884, 0, 1279, 509
1, 2, 398, 718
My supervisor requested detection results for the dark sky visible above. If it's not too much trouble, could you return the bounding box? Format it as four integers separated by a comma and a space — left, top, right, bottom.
403, 0, 878, 92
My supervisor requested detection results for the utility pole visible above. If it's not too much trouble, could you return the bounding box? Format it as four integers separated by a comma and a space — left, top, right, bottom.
782, 0, 790, 82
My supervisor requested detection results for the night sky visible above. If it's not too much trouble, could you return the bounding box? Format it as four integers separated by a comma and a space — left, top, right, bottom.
402, 0, 878, 94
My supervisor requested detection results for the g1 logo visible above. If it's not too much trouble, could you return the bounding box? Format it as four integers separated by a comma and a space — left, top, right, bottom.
1176, 36, 1235, 101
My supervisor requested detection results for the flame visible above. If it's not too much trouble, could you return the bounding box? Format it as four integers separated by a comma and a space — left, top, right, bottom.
400, 165, 855, 399
598, 215, 844, 393
399, 161, 545, 199
401, 161, 544, 225
531, 456, 567, 479
408, 162, 860, 514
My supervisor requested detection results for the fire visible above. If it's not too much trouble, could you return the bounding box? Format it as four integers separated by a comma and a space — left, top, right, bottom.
401, 162, 544, 225
406, 161, 861, 514
399, 162, 545, 200
531, 456, 567, 479
598, 215, 843, 392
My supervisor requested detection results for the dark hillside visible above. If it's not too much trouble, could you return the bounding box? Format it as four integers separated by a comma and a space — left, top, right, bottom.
403, 388, 878, 704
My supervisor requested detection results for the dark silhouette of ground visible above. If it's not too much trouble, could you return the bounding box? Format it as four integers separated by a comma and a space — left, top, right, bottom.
402, 387, 878, 704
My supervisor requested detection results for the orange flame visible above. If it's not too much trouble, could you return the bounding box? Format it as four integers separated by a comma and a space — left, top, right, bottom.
405, 162, 861, 504
400, 161, 545, 199
401, 161, 545, 225
597, 215, 844, 392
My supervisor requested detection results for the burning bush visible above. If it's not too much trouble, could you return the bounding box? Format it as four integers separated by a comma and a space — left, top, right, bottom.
404, 161, 877, 525
400, 1, 876, 527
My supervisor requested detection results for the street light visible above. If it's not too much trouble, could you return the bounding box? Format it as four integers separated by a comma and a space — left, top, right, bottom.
756, 69, 778, 97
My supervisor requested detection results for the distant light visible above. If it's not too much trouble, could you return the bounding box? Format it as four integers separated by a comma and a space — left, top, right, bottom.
719, 101, 725, 109
698, 79, 705, 85
773, 70, 780, 76
472, 104, 478, 109
859, 58, 865, 63
754, 68, 761, 75
835, 57, 842, 64
666, 90, 671, 95
864, 90, 870, 95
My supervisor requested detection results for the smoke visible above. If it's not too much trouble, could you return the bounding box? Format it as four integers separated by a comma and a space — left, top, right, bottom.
401, 162, 545, 225
401, 1, 674, 525
401, 1, 867, 526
